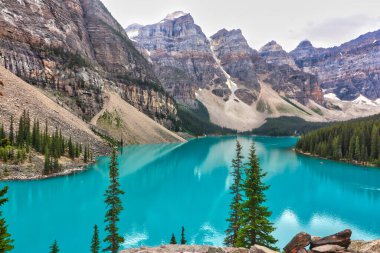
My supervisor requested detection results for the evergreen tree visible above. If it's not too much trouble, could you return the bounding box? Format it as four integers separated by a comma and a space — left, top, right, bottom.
0, 124, 4, 141
103, 149, 124, 253
180, 226, 186, 245
170, 234, 177, 244
236, 144, 277, 250
68, 137, 75, 160
44, 146, 51, 175
9, 116, 14, 146
84, 145, 88, 163
0, 186, 13, 252
370, 125, 378, 160
224, 140, 244, 247
91, 224, 100, 253
49, 240, 59, 253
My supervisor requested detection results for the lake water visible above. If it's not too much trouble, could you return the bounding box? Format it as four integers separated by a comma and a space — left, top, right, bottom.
3, 136, 380, 252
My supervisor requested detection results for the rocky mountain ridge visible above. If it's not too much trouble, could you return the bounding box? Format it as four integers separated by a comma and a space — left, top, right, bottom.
126, 12, 331, 131
0, 0, 177, 129
258, 30, 380, 102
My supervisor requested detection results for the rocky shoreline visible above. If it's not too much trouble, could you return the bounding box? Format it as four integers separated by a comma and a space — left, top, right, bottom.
119, 241, 380, 253
119, 230, 380, 253
0, 165, 89, 181
0, 157, 94, 181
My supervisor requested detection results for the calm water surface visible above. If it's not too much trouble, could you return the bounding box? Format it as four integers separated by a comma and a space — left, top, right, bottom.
3, 136, 380, 252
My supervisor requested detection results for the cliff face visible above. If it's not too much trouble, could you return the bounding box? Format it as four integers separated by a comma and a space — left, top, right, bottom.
127, 14, 327, 131
126, 11, 227, 107
210, 28, 261, 102
290, 31, 380, 101
128, 15, 324, 108
210, 29, 324, 105
0, 0, 177, 128
259, 40, 299, 70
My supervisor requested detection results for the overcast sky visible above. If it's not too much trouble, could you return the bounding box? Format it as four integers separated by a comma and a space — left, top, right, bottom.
102, 0, 380, 51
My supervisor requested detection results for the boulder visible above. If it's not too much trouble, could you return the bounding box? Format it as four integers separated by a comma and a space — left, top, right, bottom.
310, 229, 351, 249
250, 245, 279, 253
348, 240, 380, 253
284, 232, 311, 253
311, 244, 345, 253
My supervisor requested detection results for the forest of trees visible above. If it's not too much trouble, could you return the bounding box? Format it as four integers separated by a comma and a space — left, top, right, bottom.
0, 111, 93, 175
296, 114, 380, 165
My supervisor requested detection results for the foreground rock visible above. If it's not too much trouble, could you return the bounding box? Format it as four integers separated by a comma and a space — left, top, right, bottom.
284, 229, 353, 253
312, 244, 346, 253
310, 229, 352, 249
284, 232, 311, 253
120, 245, 278, 253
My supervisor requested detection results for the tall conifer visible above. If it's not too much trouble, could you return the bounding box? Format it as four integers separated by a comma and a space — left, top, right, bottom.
0, 186, 13, 252
103, 149, 124, 253
236, 144, 277, 250
224, 140, 244, 247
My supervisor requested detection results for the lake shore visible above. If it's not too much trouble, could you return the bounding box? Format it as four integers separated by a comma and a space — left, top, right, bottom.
294, 149, 379, 168
0, 155, 95, 181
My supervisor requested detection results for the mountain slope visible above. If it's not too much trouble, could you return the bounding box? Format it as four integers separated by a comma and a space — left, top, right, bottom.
126, 13, 328, 131
126, 11, 227, 108
0, 0, 177, 129
290, 30, 380, 101
91, 91, 185, 144
0, 65, 106, 153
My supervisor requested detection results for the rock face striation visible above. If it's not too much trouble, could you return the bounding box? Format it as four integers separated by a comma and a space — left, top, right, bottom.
126, 11, 227, 107
210, 29, 324, 106
127, 13, 327, 131
127, 15, 324, 107
290, 30, 380, 101
259, 40, 299, 70
0, 0, 177, 128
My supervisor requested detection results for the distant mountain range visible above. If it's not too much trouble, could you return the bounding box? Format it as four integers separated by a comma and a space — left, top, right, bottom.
126, 11, 380, 131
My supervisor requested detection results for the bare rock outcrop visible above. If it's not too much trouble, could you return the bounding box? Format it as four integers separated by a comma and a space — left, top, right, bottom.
0, 0, 177, 128
290, 31, 380, 101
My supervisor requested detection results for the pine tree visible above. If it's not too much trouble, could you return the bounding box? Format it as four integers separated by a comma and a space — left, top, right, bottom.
370, 125, 378, 161
44, 145, 51, 175
0, 124, 4, 141
91, 224, 100, 253
0, 186, 13, 252
9, 116, 14, 146
354, 136, 361, 161
49, 240, 59, 253
180, 226, 186, 245
84, 145, 88, 163
68, 137, 74, 160
236, 144, 277, 250
103, 149, 124, 253
170, 234, 177, 244
224, 140, 244, 247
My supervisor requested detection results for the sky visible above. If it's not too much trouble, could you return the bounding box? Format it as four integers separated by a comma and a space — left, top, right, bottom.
102, 0, 380, 51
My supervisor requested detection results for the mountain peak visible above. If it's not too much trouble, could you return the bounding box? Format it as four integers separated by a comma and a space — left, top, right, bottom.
164, 11, 189, 21
211, 28, 242, 40
259, 40, 284, 52
297, 40, 314, 49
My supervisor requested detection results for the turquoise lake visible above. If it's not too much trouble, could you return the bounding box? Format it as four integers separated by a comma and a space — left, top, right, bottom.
3, 136, 380, 252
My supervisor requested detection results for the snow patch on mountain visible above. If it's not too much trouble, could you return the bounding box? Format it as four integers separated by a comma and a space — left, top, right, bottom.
353, 95, 377, 106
